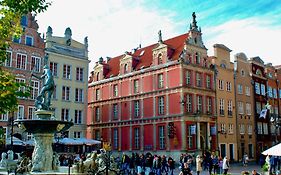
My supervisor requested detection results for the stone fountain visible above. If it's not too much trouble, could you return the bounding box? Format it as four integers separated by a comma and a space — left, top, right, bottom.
15, 54, 73, 173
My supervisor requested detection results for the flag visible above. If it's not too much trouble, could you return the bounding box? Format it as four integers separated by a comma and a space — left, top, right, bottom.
259, 109, 268, 119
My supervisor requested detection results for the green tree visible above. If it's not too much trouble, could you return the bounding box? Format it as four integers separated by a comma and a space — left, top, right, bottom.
0, 0, 51, 114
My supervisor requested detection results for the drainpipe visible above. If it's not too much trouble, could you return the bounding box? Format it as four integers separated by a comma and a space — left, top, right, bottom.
233, 57, 239, 162
212, 64, 219, 155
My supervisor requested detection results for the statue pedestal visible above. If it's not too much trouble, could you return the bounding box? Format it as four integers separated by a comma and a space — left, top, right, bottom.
31, 133, 53, 172
34, 110, 54, 120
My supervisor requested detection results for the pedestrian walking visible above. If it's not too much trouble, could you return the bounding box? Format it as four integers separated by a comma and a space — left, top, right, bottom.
196, 155, 203, 175
179, 162, 192, 175
222, 156, 230, 175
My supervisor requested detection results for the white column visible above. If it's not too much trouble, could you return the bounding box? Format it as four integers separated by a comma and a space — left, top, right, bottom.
197, 122, 201, 150
181, 121, 187, 150
207, 123, 211, 149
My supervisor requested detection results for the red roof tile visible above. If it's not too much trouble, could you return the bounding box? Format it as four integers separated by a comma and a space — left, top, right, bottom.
104, 33, 188, 78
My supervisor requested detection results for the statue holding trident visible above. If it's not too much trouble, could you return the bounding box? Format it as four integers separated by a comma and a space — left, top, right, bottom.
31, 53, 54, 110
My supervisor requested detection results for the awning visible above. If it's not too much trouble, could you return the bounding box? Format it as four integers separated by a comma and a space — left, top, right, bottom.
262, 143, 281, 156
75, 138, 101, 145
58, 138, 81, 145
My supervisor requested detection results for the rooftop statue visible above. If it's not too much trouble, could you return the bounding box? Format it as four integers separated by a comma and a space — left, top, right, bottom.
31, 53, 54, 110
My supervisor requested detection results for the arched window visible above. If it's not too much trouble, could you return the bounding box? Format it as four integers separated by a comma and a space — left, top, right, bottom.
124, 64, 128, 73
256, 69, 262, 76
158, 53, 163, 64
241, 69, 245, 76
96, 72, 99, 81
195, 52, 200, 64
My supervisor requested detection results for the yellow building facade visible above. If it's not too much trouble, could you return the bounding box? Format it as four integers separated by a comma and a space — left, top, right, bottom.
45, 27, 89, 139
211, 44, 238, 161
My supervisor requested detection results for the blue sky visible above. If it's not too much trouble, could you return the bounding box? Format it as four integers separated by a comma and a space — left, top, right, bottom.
37, 0, 281, 70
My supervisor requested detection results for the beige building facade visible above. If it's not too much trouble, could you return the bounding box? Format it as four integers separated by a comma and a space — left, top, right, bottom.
211, 44, 238, 161
45, 27, 89, 139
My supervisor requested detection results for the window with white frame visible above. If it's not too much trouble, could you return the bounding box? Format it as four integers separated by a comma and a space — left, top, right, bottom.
124, 64, 128, 73
25, 35, 33, 46
31, 80, 39, 100
207, 97, 212, 113
133, 79, 139, 93
113, 84, 118, 97
238, 84, 243, 94
158, 54, 163, 64
61, 108, 69, 121
74, 131, 81, 138
186, 94, 192, 113
0, 113, 8, 121
5, 51, 12, 67
134, 127, 140, 149
134, 100, 140, 118
15, 78, 25, 94
28, 106, 35, 119
186, 70, 191, 85
50, 62, 58, 76
113, 128, 118, 150
196, 72, 202, 87
62, 86, 70, 101
256, 102, 261, 114
261, 84, 266, 96
206, 75, 211, 89
238, 102, 244, 114
219, 99, 224, 115
221, 123, 226, 133
113, 103, 118, 120
187, 125, 194, 149
239, 124, 245, 134
63, 64, 71, 79
95, 107, 100, 122
195, 52, 200, 64
228, 124, 234, 134
17, 105, 24, 119
255, 82, 260, 94
273, 89, 277, 98
13, 36, 21, 43
197, 96, 202, 112
158, 73, 164, 88
218, 80, 224, 90
263, 123, 268, 135
159, 126, 165, 149
96, 89, 100, 100
227, 100, 232, 116
74, 110, 82, 124
75, 88, 83, 102
158, 96, 165, 115
226, 82, 231, 91
248, 125, 253, 135
76, 67, 84, 81
246, 103, 251, 115
257, 122, 263, 134
16, 53, 27, 69
245, 86, 251, 96
268, 87, 273, 98
31, 56, 41, 72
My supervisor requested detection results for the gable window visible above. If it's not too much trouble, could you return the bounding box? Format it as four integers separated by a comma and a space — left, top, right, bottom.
134, 127, 140, 149
20, 16, 27, 26
50, 62, 58, 76
158, 53, 163, 64
96, 89, 100, 100
158, 96, 165, 115
31, 56, 41, 72
96, 72, 100, 81
63, 64, 71, 79
195, 52, 200, 64
74, 110, 82, 124
5, 51, 12, 67
133, 79, 139, 93
62, 86, 70, 101
124, 64, 128, 73
25, 35, 33, 46
75, 88, 83, 102
113, 84, 118, 97
76, 67, 84, 81
16, 53, 27, 69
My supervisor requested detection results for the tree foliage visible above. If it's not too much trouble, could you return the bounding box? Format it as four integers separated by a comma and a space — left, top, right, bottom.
0, 0, 51, 114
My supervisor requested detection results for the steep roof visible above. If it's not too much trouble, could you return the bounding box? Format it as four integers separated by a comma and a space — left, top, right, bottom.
104, 33, 188, 78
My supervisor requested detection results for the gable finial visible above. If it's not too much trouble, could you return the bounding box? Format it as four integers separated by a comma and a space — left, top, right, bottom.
191, 12, 198, 30
158, 30, 163, 43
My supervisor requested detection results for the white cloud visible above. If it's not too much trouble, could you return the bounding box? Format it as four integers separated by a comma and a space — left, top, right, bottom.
36, 0, 181, 73
204, 18, 281, 65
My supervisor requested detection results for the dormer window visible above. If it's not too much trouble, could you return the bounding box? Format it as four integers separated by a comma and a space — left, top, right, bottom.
25, 35, 33, 46
158, 53, 163, 64
194, 37, 197, 44
124, 64, 128, 73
